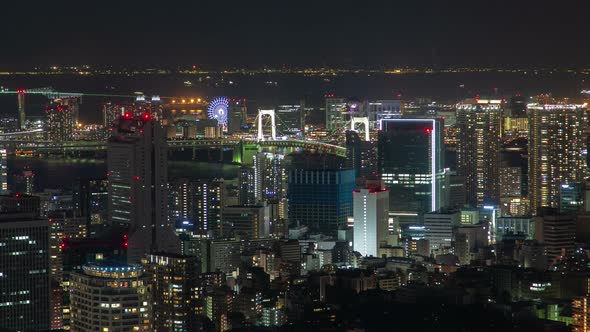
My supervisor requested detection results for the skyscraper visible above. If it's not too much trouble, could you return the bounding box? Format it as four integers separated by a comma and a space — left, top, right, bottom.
456, 99, 503, 207
353, 181, 389, 257
102, 102, 124, 128
169, 179, 223, 237
75, 178, 109, 236
45, 99, 77, 142
345, 130, 377, 178
528, 103, 588, 214
222, 205, 269, 239
69, 264, 151, 332
367, 99, 402, 128
325, 97, 347, 131
60, 97, 81, 126
534, 210, 576, 265
0, 214, 50, 331
276, 104, 303, 135
288, 169, 355, 236
228, 99, 247, 134
509, 94, 527, 118
107, 113, 180, 262
238, 166, 258, 205
143, 253, 200, 332
256, 152, 287, 203
377, 119, 444, 217
48, 211, 87, 282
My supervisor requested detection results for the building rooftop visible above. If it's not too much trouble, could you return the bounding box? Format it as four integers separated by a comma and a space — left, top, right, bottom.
82, 263, 143, 279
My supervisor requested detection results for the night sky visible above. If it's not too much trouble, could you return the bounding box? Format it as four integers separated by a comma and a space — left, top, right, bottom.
1, 0, 588, 68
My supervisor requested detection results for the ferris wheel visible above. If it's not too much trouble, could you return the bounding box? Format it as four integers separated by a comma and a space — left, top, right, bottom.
207, 97, 229, 126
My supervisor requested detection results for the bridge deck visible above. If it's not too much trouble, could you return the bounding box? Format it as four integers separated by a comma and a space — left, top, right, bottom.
0, 139, 346, 157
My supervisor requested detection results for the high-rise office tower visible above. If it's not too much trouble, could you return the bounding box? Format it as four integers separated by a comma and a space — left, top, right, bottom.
559, 183, 586, 214
276, 104, 303, 135
377, 119, 444, 217
534, 210, 576, 265
143, 253, 200, 332
528, 103, 588, 214
169, 178, 223, 237
70, 264, 152, 332
447, 173, 466, 209
287, 169, 355, 236
45, 100, 76, 142
456, 99, 503, 207
228, 99, 247, 134
75, 178, 109, 236
367, 99, 402, 129
509, 94, 527, 118
325, 97, 347, 131
0, 214, 50, 331
107, 113, 180, 262
424, 210, 460, 253
222, 205, 269, 239
353, 180, 389, 257
345, 130, 377, 178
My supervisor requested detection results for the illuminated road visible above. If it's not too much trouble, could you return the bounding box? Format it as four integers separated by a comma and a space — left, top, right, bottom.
0, 138, 347, 158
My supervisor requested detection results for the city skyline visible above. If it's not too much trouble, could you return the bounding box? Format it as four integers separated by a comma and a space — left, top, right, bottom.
3, 3, 590, 331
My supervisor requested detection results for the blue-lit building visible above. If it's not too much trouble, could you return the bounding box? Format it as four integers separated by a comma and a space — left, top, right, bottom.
377, 119, 445, 218
288, 169, 355, 236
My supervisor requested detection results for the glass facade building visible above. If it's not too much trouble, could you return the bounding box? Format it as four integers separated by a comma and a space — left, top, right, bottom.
377, 119, 444, 215
288, 169, 355, 236
0, 216, 50, 332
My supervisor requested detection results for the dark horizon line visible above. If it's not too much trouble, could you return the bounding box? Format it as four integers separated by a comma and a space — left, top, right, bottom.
3, 63, 590, 71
